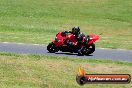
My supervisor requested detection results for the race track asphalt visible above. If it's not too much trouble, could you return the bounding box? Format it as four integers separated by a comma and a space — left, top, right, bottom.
0, 42, 132, 62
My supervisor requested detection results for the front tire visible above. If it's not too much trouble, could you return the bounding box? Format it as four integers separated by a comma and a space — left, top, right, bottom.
47, 43, 59, 53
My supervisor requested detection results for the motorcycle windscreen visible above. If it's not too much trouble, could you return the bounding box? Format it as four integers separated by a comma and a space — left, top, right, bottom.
56, 32, 64, 40
52, 32, 64, 46
88, 35, 99, 45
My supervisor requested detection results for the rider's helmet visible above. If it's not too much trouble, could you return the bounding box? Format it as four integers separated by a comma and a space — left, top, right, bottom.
72, 26, 80, 34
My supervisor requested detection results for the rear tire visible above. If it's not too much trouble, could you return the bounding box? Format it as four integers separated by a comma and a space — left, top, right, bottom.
47, 43, 59, 53
85, 43, 95, 55
78, 51, 83, 56
78, 48, 84, 56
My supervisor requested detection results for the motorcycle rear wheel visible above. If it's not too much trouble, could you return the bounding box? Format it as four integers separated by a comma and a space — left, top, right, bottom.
85, 43, 95, 55
78, 49, 84, 56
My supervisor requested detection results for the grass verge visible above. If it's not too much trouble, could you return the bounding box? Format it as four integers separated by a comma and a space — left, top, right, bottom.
0, 53, 132, 88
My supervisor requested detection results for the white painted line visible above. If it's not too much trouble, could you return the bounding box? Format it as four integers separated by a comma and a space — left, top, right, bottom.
99, 48, 131, 51
1, 42, 45, 46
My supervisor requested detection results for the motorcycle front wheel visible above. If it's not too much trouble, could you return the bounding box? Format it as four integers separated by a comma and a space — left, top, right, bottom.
47, 43, 59, 53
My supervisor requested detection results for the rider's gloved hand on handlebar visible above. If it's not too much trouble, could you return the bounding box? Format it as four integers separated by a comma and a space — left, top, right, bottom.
61, 32, 66, 36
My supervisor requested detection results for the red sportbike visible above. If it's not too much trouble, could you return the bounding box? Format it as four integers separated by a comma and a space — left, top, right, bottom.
47, 32, 99, 55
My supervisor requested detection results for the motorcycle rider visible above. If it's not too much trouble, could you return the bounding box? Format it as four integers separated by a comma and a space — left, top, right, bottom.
62, 26, 86, 48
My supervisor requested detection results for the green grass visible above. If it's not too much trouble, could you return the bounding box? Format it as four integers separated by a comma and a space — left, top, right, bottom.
0, 0, 132, 49
0, 53, 132, 88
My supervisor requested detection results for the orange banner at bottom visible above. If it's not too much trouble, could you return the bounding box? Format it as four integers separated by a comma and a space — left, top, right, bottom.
76, 74, 131, 85
76, 66, 131, 85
